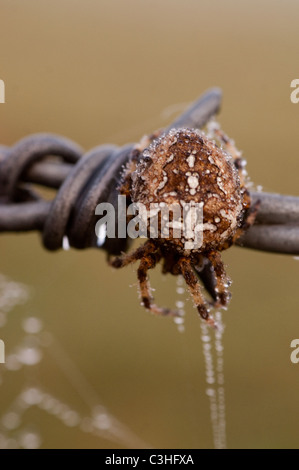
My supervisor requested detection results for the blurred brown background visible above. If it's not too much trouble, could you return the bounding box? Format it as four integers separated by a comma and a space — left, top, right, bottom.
0, 0, 299, 449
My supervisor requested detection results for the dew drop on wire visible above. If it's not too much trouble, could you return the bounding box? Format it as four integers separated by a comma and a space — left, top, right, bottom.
96, 223, 107, 247
62, 236, 70, 251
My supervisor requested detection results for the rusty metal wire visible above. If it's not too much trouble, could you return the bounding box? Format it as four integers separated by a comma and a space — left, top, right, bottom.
0, 87, 299, 257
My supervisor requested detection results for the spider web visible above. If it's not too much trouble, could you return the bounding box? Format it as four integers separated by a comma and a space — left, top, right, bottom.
0, 273, 150, 449
175, 275, 227, 449
200, 312, 227, 449
0, 270, 228, 449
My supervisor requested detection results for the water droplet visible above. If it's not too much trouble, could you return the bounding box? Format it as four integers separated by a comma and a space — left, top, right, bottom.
21, 388, 43, 406
18, 347, 42, 366
201, 335, 211, 343
93, 413, 111, 430
22, 317, 43, 334
62, 236, 70, 251
176, 287, 185, 295
61, 410, 80, 427
19, 431, 41, 449
206, 369, 215, 377
39, 394, 58, 411
96, 223, 107, 247
206, 377, 215, 384
2, 412, 21, 430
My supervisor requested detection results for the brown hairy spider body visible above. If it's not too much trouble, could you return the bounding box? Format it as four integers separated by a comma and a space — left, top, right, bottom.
111, 126, 256, 327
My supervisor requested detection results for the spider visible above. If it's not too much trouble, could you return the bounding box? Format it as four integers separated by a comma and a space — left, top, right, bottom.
110, 124, 258, 327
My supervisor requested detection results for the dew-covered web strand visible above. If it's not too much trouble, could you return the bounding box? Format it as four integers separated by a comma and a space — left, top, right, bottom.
200, 311, 227, 449
171, 276, 201, 446
173, 275, 227, 449
0, 273, 150, 449
173, 274, 186, 333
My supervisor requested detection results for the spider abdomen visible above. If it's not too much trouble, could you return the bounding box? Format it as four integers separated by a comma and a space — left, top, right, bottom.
130, 128, 245, 253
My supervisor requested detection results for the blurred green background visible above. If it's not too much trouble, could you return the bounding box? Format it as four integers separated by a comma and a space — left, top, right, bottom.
0, 0, 299, 449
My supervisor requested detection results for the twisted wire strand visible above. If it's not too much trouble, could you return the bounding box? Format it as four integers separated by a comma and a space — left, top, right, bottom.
0, 87, 298, 260
237, 192, 299, 254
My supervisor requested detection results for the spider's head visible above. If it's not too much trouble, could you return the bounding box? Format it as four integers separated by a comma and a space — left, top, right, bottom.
129, 128, 245, 255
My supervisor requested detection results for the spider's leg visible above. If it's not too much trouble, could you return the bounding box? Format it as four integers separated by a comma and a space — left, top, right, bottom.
109, 240, 156, 268
178, 258, 216, 327
212, 127, 261, 243
213, 127, 240, 159
206, 251, 231, 308
137, 253, 180, 317
194, 257, 218, 304
230, 198, 260, 245
212, 126, 249, 188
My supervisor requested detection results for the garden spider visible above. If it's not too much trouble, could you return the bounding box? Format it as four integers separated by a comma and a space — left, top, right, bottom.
110, 125, 258, 327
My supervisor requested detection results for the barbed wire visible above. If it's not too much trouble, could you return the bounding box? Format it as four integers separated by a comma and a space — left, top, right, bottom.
0, 88, 298, 257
